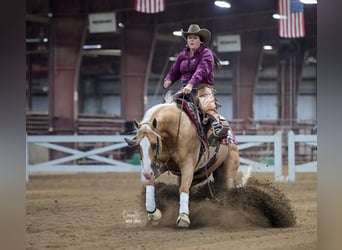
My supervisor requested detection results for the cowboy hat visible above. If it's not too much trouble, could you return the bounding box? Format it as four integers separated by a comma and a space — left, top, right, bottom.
181, 24, 211, 44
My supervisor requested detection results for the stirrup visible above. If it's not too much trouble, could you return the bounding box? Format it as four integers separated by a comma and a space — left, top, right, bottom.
227, 129, 234, 144
212, 122, 228, 140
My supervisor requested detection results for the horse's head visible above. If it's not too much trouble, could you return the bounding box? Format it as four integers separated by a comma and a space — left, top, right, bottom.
134, 118, 162, 151
132, 117, 165, 180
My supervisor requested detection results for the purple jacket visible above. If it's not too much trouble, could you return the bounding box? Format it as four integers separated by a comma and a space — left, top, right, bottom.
164, 45, 214, 87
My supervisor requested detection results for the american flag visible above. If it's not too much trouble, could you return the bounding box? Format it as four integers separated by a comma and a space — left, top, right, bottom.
278, 0, 305, 38
135, 0, 166, 14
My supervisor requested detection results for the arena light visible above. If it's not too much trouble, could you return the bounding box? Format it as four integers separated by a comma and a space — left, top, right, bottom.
118, 22, 125, 28
83, 44, 102, 50
300, 0, 317, 4
214, 1, 231, 8
172, 31, 182, 37
263, 45, 273, 51
26, 37, 49, 43
219, 60, 229, 66
272, 14, 286, 19
82, 49, 121, 56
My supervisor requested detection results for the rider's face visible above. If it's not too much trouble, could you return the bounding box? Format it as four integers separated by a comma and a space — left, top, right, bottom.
186, 34, 201, 50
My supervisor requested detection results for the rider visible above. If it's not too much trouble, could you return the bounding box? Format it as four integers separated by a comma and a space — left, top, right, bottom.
125, 24, 233, 146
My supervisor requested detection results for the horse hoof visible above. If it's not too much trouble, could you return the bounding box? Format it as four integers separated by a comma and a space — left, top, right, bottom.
147, 208, 162, 225
176, 213, 190, 228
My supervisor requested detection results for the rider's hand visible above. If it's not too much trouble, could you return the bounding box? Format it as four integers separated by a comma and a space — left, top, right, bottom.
182, 83, 193, 94
163, 80, 172, 88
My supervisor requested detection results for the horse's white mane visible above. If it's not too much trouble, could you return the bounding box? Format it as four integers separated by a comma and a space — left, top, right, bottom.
141, 90, 175, 124
135, 92, 177, 144
141, 104, 164, 124
163, 90, 174, 104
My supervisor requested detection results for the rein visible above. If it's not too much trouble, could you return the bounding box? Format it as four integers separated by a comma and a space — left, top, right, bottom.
174, 94, 216, 198
175, 95, 185, 144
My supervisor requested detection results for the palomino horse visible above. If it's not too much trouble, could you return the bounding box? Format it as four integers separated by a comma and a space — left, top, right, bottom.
128, 94, 240, 228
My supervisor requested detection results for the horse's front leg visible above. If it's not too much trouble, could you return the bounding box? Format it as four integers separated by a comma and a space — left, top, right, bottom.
144, 177, 162, 225
176, 165, 194, 228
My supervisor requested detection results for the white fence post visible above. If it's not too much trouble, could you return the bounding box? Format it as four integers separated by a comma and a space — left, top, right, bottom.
274, 131, 284, 182
287, 130, 317, 182
26, 134, 29, 182
288, 130, 296, 182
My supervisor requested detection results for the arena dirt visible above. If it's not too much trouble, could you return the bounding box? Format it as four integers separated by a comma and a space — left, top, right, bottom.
26, 172, 317, 249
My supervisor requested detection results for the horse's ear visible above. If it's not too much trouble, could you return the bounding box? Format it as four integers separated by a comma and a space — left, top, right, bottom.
134, 120, 141, 129
152, 118, 157, 128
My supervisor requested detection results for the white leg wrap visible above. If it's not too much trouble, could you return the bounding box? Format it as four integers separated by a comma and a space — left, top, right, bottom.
179, 192, 189, 215
145, 185, 156, 213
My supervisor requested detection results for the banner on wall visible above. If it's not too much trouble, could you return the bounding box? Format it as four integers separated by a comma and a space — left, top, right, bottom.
216, 34, 241, 52
88, 12, 116, 33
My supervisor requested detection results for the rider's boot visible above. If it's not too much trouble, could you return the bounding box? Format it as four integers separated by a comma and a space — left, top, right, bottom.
220, 118, 235, 143
205, 112, 228, 140
211, 121, 228, 140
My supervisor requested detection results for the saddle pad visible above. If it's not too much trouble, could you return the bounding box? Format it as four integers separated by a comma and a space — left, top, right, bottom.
174, 97, 206, 142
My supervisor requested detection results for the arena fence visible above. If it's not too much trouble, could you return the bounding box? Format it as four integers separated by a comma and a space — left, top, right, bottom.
26, 135, 141, 182
236, 131, 284, 182
26, 131, 316, 183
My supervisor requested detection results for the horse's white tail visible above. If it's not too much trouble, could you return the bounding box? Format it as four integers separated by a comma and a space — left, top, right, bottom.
237, 165, 253, 187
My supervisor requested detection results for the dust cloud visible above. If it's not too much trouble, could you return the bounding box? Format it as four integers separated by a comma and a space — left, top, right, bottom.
140, 177, 296, 229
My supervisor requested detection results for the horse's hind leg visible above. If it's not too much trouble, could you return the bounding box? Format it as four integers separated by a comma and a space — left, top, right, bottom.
213, 144, 240, 190
213, 163, 228, 191
226, 144, 240, 188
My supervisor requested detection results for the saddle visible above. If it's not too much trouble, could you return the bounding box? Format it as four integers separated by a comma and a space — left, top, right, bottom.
174, 94, 207, 144
173, 93, 237, 146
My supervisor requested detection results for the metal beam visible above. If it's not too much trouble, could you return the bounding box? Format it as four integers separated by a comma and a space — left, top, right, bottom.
26, 14, 50, 24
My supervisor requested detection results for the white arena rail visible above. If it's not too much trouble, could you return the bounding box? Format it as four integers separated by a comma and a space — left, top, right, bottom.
287, 130, 317, 182
26, 132, 285, 182
26, 135, 140, 182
